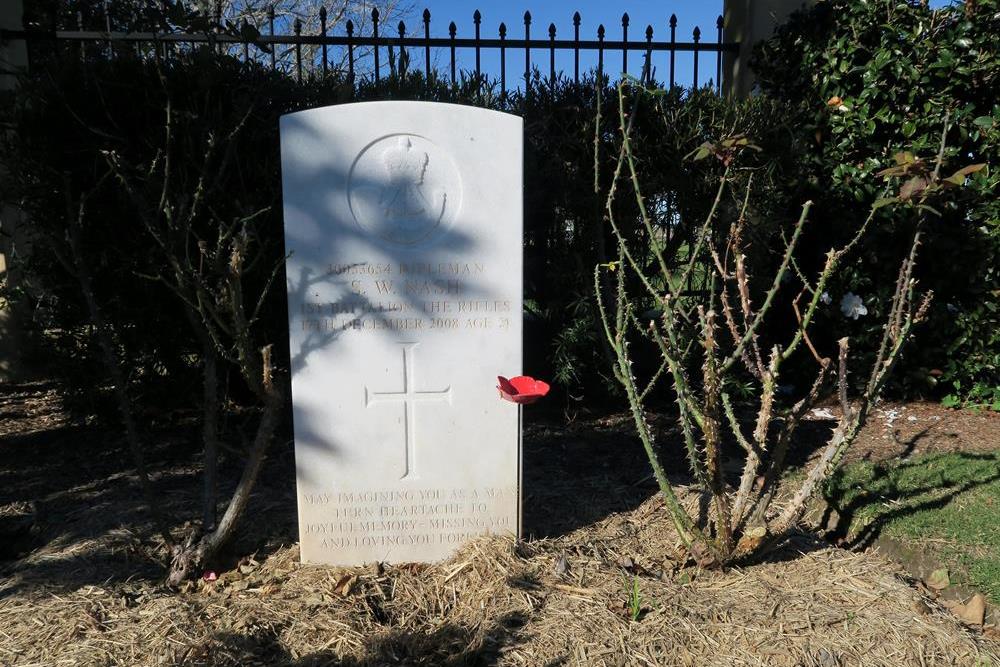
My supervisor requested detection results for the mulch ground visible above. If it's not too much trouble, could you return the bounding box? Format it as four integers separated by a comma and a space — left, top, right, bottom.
1, 382, 998, 666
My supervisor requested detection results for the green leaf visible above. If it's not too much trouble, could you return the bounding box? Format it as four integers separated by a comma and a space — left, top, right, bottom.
872, 197, 898, 210
973, 116, 994, 129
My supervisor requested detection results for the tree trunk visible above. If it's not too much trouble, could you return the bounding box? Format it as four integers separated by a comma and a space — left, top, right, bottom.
167, 371, 282, 587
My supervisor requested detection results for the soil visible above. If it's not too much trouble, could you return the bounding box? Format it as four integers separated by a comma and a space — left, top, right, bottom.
1, 382, 998, 665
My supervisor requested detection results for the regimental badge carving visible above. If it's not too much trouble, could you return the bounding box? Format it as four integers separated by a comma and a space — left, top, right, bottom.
348, 134, 462, 246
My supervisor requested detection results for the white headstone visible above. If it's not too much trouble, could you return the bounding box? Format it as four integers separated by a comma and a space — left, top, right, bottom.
280, 102, 523, 565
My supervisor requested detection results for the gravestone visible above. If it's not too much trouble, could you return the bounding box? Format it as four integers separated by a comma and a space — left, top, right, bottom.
280, 102, 523, 565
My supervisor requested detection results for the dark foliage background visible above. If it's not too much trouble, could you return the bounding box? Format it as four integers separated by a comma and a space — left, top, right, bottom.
2, 39, 796, 420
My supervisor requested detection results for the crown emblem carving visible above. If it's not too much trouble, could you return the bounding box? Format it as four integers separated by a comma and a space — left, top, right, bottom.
348, 134, 460, 246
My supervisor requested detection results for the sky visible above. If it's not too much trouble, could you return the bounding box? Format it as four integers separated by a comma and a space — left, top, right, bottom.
380, 0, 726, 89
280, 0, 957, 91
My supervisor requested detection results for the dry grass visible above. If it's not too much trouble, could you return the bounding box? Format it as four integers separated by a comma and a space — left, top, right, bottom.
1, 492, 997, 667
2, 385, 997, 665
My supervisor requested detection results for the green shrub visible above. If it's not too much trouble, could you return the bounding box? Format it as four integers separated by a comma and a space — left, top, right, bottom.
751, 0, 1000, 406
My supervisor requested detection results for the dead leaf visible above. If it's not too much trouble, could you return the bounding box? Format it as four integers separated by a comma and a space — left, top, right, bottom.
899, 175, 930, 201
553, 554, 569, 577
943, 163, 987, 186
953, 594, 987, 626
735, 525, 767, 555
333, 574, 358, 597
925, 568, 950, 591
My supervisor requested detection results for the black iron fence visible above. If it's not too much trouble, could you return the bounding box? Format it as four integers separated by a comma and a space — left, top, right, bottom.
1, 4, 738, 96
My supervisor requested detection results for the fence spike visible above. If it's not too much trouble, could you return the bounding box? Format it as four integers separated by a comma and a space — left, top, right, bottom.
320, 7, 328, 78
449, 21, 457, 85
398, 21, 407, 80
423, 9, 431, 85
524, 12, 531, 93
621, 13, 629, 76
294, 18, 302, 82
693, 26, 701, 88
268, 5, 276, 69
597, 24, 605, 80
717, 15, 724, 94
372, 8, 380, 89
669, 14, 677, 87
474, 9, 483, 96
549, 23, 556, 89
573, 11, 581, 83
347, 19, 355, 81
499, 22, 507, 102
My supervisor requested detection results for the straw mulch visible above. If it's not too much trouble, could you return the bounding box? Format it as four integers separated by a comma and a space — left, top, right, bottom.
2, 492, 997, 667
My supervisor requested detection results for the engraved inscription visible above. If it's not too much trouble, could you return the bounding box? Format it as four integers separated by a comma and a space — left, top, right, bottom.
348, 135, 462, 246
301, 486, 518, 549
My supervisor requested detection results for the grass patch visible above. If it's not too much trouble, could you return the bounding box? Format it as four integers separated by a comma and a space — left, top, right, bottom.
825, 450, 1000, 604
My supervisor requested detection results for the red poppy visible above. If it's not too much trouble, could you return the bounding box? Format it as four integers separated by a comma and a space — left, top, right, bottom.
497, 375, 550, 404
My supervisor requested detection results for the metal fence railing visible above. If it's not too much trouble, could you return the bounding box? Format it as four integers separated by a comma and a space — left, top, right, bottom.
0, 4, 738, 96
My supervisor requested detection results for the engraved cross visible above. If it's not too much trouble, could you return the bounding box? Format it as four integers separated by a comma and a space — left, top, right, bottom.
364, 342, 451, 480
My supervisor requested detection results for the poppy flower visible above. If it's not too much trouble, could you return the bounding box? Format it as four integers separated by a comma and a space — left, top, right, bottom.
497, 375, 550, 404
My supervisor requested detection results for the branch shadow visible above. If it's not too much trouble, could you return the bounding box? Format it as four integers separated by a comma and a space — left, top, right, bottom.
521, 417, 689, 539
206, 612, 531, 667
822, 451, 1000, 550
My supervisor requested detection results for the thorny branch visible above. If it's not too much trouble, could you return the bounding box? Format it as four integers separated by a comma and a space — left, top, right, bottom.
593, 81, 956, 565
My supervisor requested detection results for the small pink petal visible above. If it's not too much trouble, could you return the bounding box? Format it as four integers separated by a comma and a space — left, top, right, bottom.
202, 570, 218, 582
